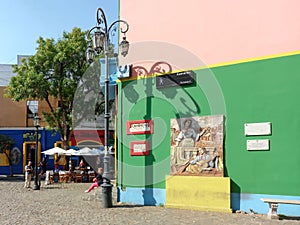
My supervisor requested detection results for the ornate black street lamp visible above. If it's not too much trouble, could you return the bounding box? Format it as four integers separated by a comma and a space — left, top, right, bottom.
32, 115, 41, 190
86, 7, 129, 208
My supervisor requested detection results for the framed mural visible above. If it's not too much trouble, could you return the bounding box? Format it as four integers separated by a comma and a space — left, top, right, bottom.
126, 120, 154, 135
10, 147, 21, 165
0, 149, 10, 166
130, 141, 149, 156
170, 115, 224, 177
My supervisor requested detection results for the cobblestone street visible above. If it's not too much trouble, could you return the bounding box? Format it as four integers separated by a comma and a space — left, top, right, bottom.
0, 175, 299, 225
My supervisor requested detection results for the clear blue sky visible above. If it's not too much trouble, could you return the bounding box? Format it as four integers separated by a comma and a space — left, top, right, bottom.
0, 0, 118, 64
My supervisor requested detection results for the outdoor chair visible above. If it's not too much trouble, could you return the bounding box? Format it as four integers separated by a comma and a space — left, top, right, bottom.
73, 174, 83, 183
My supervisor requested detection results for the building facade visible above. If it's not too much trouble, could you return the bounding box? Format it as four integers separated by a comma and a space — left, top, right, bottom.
116, 0, 300, 216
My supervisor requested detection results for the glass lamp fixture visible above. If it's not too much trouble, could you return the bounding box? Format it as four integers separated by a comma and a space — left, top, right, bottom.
86, 46, 95, 63
119, 36, 129, 57
33, 116, 41, 128
92, 27, 105, 53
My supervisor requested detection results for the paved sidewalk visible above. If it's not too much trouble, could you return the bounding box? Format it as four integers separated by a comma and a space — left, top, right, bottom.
0, 175, 299, 225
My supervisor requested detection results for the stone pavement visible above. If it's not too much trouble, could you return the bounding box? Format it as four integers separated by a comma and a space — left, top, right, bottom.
0, 175, 299, 225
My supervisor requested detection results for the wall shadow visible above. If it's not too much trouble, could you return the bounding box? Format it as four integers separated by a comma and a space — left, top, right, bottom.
143, 75, 156, 206
0, 175, 24, 182
230, 179, 241, 211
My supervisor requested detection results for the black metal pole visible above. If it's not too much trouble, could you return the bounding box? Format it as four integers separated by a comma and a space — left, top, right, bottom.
101, 35, 113, 208
32, 126, 40, 190
103, 36, 110, 179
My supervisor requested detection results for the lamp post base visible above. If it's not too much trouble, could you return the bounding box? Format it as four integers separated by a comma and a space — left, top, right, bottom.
32, 184, 40, 190
101, 179, 113, 208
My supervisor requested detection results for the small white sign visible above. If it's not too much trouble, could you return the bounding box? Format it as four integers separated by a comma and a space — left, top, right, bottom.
244, 122, 271, 136
247, 139, 270, 151
129, 123, 151, 133
133, 143, 147, 153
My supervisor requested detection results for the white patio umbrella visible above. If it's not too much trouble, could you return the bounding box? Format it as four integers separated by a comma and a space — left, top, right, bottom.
41, 147, 68, 155
63, 149, 78, 156
74, 147, 101, 156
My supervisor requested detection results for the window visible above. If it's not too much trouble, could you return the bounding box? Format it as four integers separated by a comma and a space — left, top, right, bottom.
27, 100, 38, 119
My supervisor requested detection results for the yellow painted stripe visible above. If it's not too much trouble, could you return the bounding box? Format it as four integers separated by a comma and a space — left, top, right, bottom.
117, 50, 300, 82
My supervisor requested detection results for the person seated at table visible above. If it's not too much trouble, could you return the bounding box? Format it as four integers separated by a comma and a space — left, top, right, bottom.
53, 163, 59, 174
85, 168, 104, 193
79, 159, 86, 174
45, 164, 59, 185
79, 159, 85, 169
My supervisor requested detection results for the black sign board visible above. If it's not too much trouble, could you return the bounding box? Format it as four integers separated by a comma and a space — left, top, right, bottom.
156, 70, 195, 89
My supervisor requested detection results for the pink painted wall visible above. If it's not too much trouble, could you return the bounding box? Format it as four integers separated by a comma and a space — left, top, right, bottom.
120, 0, 300, 66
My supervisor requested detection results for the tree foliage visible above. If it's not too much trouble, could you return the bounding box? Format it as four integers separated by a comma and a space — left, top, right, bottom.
5, 28, 90, 148
72, 53, 116, 130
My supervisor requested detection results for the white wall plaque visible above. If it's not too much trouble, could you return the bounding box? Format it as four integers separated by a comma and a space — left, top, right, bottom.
244, 122, 271, 136
247, 139, 269, 151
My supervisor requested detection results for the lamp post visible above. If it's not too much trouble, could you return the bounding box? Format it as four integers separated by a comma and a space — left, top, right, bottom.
32, 115, 41, 190
86, 8, 129, 208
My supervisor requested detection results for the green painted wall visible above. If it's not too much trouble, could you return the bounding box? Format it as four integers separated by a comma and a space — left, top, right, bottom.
117, 54, 300, 196
214, 54, 300, 196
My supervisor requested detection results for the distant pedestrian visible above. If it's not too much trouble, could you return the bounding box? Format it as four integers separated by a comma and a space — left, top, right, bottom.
68, 158, 73, 172
24, 161, 33, 188
40, 157, 47, 175
37, 162, 43, 187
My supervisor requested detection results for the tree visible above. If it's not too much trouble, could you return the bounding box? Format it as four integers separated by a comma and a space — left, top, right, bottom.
0, 134, 15, 176
72, 58, 116, 130
5, 28, 90, 149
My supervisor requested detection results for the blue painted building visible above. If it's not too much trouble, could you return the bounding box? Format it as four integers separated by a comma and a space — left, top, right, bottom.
0, 128, 61, 175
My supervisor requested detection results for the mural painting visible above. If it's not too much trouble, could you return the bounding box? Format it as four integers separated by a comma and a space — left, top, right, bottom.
170, 115, 224, 177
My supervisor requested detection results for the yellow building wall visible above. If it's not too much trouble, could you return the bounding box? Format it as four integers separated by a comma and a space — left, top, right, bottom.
1, 86, 58, 127
165, 176, 231, 213
0, 87, 26, 127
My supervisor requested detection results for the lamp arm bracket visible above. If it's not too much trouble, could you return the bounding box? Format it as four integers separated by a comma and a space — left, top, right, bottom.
97, 8, 108, 34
